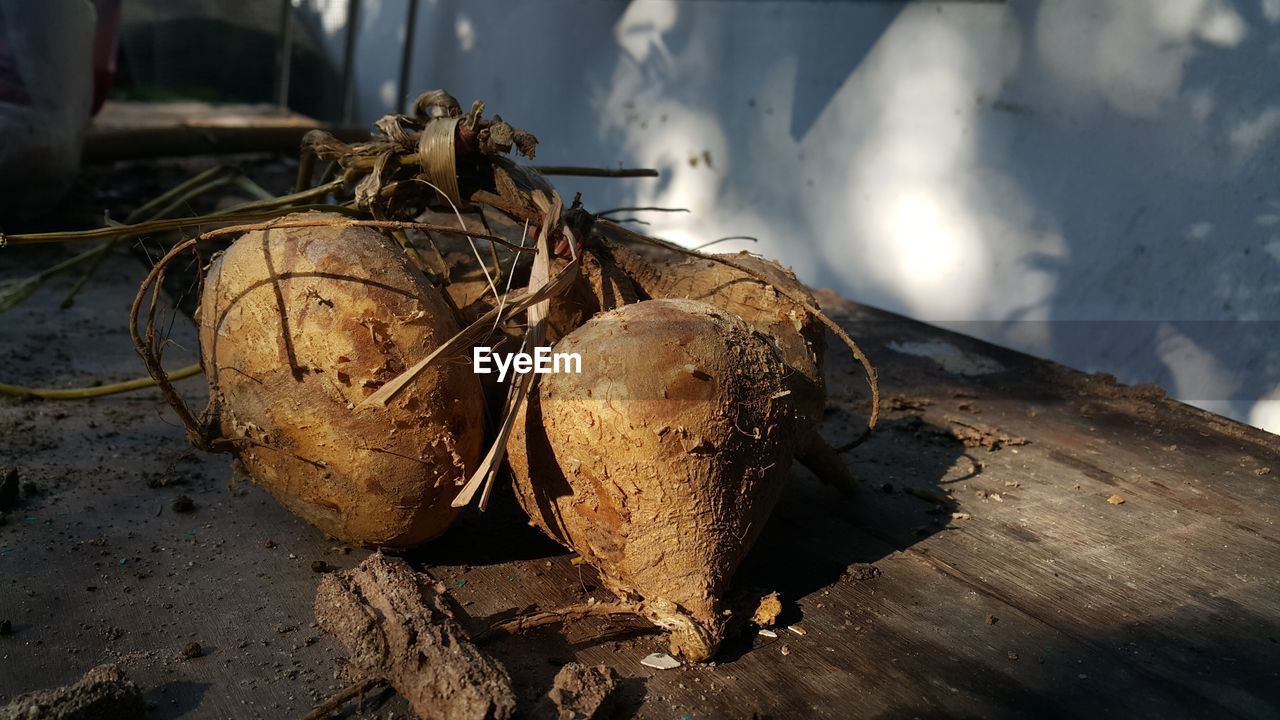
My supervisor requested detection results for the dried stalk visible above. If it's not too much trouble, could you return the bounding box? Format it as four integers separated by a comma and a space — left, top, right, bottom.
300, 677, 389, 720
360, 215, 580, 409
0, 364, 200, 401
478, 602, 645, 642
61, 167, 259, 308
451, 191, 569, 509
533, 166, 658, 178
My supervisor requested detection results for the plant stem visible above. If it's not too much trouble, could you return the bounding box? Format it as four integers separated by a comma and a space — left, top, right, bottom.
300, 677, 388, 720
478, 602, 644, 642
1, 202, 351, 247
232, 176, 278, 202
0, 363, 201, 400
532, 166, 659, 178
127, 166, 238, 222
60, 173, 250, 307
597, 206, 689, 215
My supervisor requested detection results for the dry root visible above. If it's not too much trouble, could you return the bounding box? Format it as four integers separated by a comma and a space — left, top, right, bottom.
479, 601, 645, 642
314, 553, 517, 720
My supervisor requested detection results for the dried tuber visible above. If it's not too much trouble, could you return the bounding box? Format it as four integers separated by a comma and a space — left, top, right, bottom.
198, 212, 485, 547
507, 299, 798, 661
607, 241, 860, 485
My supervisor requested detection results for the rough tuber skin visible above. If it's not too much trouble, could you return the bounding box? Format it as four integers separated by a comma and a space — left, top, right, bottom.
608, 244, 825, 433
607, 243, 861, 487
507, 299, 799, 661
198, 212, 485, 547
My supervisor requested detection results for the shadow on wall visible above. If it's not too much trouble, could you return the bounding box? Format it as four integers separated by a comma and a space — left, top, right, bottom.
600, 0, 1280, 435
291, 0, 1280, 433
599, 0, 1280, 433
994, 0, 1280, 432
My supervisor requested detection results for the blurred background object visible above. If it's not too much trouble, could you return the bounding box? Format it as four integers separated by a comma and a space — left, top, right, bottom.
16, 0, 1280, 434
0, 0, 98, 222
91, 0, 123, 114
113, 0, 341, 119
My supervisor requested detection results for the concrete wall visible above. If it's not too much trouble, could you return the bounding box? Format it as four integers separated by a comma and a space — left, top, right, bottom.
300, 0, 1280, 433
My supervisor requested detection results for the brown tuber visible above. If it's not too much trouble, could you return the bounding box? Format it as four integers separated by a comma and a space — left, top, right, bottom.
607, 241, 858, 486
608, 244, 825, 425
507, 299, 799, 661
198, 212, 485, 547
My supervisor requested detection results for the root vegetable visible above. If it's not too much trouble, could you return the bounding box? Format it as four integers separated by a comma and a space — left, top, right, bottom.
608, 244, 824, 430
442, 245, 636, 343
545, 249, 639, 343
197, 212, 485, 547
606, 241, 863, 486
506, 299, 799, 661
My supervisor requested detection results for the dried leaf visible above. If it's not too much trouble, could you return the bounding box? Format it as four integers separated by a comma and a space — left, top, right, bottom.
453, 191, 566, 509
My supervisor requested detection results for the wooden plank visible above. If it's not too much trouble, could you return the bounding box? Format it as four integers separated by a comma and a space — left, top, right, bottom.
3, 187, 1278, 719
84, 100, 369, 164
0, 249, 362, 718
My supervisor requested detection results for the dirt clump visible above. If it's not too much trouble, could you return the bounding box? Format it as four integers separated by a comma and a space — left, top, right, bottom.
541, 662, 619, 720
0, 664, 145, 720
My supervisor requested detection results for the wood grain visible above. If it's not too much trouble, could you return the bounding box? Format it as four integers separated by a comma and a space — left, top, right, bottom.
2, 198, 1276, 718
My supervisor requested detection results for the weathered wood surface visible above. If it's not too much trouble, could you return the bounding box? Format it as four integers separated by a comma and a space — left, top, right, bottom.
84, 101, 368, 164
1, 167, 1277, 719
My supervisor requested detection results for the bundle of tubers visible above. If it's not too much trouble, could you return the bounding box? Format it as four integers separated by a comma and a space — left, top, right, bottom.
100, 90, 877, 669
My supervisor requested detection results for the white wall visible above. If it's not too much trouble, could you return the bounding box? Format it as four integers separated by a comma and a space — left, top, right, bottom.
301, 0, 1280, 433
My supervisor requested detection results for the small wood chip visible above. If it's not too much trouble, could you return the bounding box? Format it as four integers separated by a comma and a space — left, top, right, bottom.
640, 653, 681, 670
780, 644, 791, 656
1107, 495, 1125, 505
843, 563, 881, 582
905, 487, 954, 505
757, 629, 778, 638
786, 625, 807, 636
